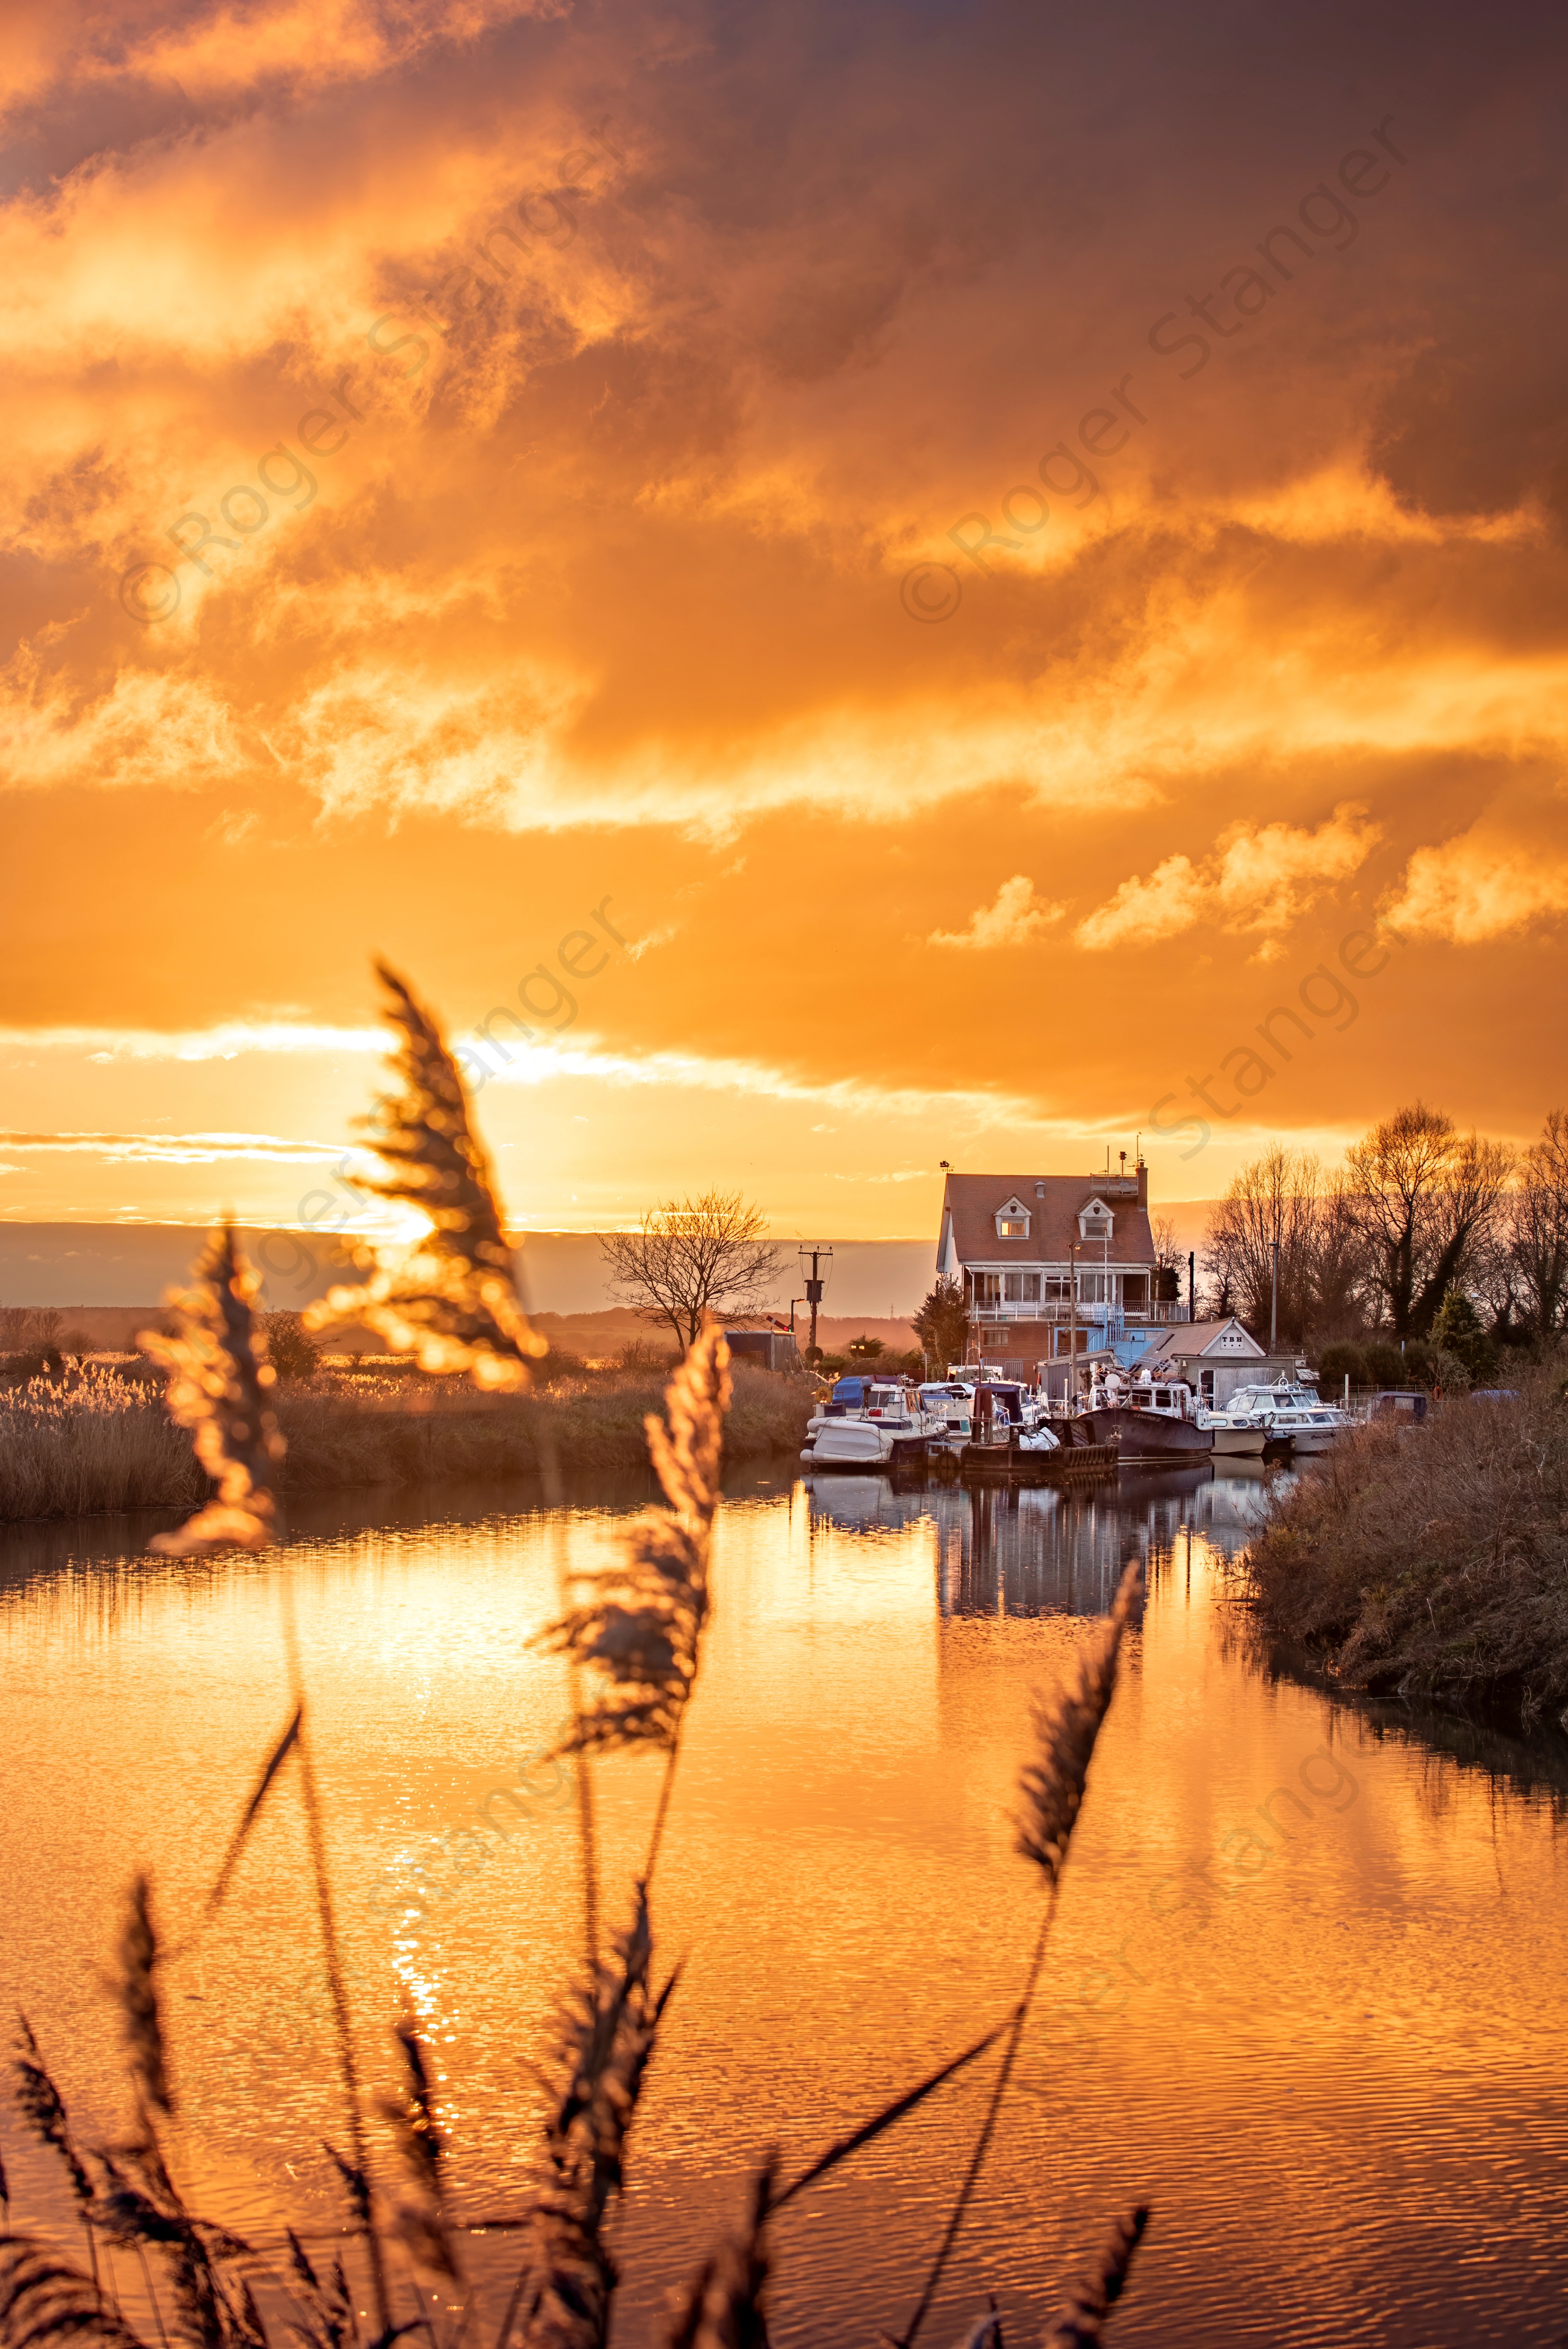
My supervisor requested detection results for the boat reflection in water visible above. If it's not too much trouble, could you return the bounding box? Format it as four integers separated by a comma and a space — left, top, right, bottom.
797, 1458, 1284, 1618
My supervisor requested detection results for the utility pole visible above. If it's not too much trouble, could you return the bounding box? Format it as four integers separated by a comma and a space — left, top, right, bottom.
1069, 1240, 1080, 1408
1187, 1250, 1196, 1324
1270, 1240, 1279, 1353
798, 1244, 833, 1357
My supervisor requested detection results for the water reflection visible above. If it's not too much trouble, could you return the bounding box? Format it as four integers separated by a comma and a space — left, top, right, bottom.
3, 1469, 1567, 2347
798, 1462, 1278, 1618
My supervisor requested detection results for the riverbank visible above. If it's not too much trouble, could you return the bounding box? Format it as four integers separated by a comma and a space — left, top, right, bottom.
1242, 1362, 1568, 1721
0, 1361, 813, 1524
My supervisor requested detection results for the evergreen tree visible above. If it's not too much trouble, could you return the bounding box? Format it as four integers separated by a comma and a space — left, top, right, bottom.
913, 1277, 970, 1366
1430, 1290, 1497, 1384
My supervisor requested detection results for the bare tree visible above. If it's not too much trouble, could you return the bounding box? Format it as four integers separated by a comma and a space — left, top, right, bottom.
1203, 1154, 1374, 1344
1492, 1108, 1568, 1340
1343, 1101, 1511, 1339
1309, 1177, 1370, 1339
1202, 1147, 1322, 1346
601, 1192, 786, 1351
1149, 1216, 1184, 1272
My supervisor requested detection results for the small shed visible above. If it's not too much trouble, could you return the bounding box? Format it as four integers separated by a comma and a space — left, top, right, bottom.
724, 1327, 800, 1373
1131, 1318, 1269, 1405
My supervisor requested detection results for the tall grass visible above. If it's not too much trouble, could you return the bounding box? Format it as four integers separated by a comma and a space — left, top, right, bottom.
0, 1363, 810, 1526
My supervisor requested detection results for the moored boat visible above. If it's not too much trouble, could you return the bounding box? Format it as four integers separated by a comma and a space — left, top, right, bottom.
1086, 1372, 1213, 1458
801, 1377, 947, 1469
1209, 1377, 1352, 1455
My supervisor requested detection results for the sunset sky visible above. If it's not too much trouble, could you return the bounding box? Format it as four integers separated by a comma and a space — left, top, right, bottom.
2, 0, 1566, 1242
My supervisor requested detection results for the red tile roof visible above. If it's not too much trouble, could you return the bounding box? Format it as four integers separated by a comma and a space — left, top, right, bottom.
937, 1173, 1155, 1269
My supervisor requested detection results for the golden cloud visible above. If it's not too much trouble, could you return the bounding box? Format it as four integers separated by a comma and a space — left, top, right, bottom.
1076, 804, 1382, 951
927, 875, 1066, 950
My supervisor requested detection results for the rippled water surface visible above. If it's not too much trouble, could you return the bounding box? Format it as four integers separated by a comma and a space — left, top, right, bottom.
4, 1464, 1567, 2345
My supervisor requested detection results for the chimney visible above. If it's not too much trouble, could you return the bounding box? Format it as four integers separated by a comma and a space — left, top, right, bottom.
1137, 1161, 1148, 1209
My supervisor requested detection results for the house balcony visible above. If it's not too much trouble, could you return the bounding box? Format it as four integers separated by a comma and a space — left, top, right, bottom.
964, 1298, 1185, 1324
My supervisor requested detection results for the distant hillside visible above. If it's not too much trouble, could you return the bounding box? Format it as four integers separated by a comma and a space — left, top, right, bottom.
0, 1224, 938, 1317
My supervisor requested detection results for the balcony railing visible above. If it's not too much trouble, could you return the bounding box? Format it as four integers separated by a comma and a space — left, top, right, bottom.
967, 1298, 1184, 1324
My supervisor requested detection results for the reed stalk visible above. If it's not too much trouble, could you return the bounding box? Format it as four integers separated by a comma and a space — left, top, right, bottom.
893, 1561, 1144, 2349
279, 1579, 393, 2340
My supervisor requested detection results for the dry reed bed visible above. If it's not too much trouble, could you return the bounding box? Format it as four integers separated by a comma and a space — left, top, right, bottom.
1242, 1358, 1568, 1717
0, 1363, 812, 1525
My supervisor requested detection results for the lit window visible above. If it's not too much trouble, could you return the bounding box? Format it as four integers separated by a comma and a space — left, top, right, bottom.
999, 1217, 1027, 1237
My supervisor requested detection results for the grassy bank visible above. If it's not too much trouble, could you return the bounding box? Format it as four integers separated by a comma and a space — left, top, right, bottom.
0, 1360, 813, 1524
1242, 1361, 1568, 1721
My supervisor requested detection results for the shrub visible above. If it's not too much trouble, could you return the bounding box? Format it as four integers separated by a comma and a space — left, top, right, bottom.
1243, 1358, 1568, 1715
615, 1336, 676, 1371
1363, 1340, 1407, 1388
1404, 1337, 1471, 1393
263, 1310, 319, 1380
1316, 1340, 1368, 1391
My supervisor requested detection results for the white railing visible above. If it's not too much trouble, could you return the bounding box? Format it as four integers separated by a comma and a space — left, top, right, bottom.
967, 1298, 1183, 1324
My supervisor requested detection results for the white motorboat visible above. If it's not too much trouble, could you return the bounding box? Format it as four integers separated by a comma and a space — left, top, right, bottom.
1205, 1377, 1351, 1455
962, 1380, 1061, 1454
1201, 1403, 1275, 1458
801, 1378, 946, 1469
1262, 1401, 1351, 1454
918, 1380, 977, 1446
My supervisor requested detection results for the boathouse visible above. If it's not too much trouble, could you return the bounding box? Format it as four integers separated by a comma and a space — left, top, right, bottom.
1132, 1317, 1305, 1406
934, 1163, 1177, 1375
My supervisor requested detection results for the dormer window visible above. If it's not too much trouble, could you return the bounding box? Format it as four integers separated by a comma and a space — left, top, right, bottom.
994, 1196, 1031, 1239
1077, 1197, 1114, 1242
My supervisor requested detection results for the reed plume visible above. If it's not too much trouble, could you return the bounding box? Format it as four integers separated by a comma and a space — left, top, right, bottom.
379, 2012, 459, 2284
11, 2019, 104, 2303
664, 2157, 774, 2349
140, 1227, 283, 1558
13, 2021, 94, 2209
539, 1326, 731, 1759
282, 2230, 360, 2349
511, 1888, 676, 2349
114, 1878, 174, 2122
1040, 2207, 1149, 2347
91, 2128, 260, 2349
1014, 1563, 1143, 1888
305, 963, 544, 1390
0, 2236, 148, 2349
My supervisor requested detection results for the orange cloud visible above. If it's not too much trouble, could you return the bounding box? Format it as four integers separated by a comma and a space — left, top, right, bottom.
1385, 814, 1568, 943
2, 2, 1567, 1232
927, 876, 1065, 950
1076, 805, 1381, 950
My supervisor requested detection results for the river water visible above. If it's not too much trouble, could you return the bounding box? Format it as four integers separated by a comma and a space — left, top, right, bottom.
3, 1462, 1566, 2346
